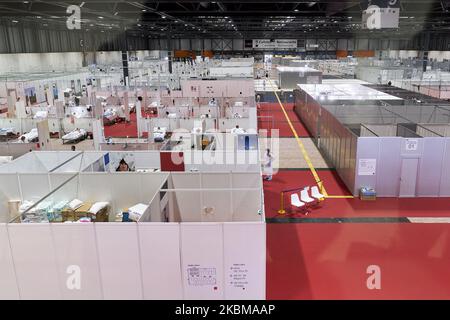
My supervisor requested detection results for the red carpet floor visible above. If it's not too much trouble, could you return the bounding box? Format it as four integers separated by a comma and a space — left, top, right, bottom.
258, 103, 311, 137
264, 169, 450, 218
104, 112, 138, 138
267, 223, 450, 299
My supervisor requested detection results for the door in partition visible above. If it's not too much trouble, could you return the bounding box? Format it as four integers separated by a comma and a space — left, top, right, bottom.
399, 158, 419, 197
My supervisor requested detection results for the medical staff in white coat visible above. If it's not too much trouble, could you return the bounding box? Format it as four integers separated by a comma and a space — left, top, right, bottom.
263, 148, 274, 181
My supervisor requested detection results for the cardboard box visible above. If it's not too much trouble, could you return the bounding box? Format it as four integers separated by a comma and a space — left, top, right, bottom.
61, 202, 110, 222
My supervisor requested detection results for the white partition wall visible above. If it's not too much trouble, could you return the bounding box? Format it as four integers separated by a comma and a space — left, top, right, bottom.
0, 223, 19, 299
8, 224, 61, 299
95, 223, 143, 300
354, 137, 450, 197
180, 223, 225, 300
52, 223, 102, 299
0, 174, 21, 222
0, 170, 265, 300
138, 223, 183, 299
19, 173, 52, 203
223, 222, 266, 300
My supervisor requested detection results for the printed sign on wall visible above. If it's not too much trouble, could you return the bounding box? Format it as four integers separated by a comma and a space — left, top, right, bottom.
405, 139, 418, 151
358, 158, 377, 176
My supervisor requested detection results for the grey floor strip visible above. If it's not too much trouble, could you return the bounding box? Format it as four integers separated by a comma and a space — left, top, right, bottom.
266, 217, 411, 224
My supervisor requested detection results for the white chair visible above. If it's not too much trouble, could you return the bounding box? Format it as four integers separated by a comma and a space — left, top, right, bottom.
290, 193, 305, 209
290, 193, 307, 214
300, 189, 316, 205
311, 186, 325, 201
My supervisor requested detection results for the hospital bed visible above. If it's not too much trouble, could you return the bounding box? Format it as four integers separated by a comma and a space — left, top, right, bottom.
0, 127, 16, 136
33, 110, 48, 120
0, 127, 18, 142
68, 106, 93, 119
62, 129, 88, 144
230, 127, 246, 134
153, 127, 167, 142
103, 108, 119, 125
18, 128, 39, 143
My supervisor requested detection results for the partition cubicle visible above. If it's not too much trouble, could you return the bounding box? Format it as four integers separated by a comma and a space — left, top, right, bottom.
0, 117, 95, 136
0, 169, 265, 300
294, 87, 450, 197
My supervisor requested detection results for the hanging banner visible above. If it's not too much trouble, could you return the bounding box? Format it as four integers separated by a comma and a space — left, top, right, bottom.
252, 39, 297, 49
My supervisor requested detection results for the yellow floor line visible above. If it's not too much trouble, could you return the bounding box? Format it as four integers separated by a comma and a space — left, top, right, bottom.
268, 80, 328, 197
325, 195, 355, 199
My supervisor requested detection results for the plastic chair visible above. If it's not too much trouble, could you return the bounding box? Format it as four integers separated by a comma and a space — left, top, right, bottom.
290, 193, 305, 209
310, 186, 325, 201
300, 189, 316, 206
290, 193, 308, 215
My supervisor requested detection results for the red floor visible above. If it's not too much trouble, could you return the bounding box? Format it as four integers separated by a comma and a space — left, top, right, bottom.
267, 223, 450, 299
103, 112, 138, 138
261, 101, 450, 299
258, 103, 311, 137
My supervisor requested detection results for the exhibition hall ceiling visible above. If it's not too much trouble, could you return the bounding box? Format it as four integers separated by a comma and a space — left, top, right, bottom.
0, 0, 448, 38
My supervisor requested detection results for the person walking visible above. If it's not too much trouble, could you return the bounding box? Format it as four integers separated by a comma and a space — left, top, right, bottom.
263, 148, 274, 181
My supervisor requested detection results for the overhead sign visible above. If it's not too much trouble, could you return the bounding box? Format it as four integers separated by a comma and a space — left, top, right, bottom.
362, 0, 400, 29
252, 39, 297, 49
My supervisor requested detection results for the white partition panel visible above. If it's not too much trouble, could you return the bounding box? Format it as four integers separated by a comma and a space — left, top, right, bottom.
18, 173, 51, 203
8, 224, 61, 299
223, 222, 266, 300
180, 223, 224, 300
49, 173, 77, 191
0, 224, 19, 299
0, 174, 21, 223
52, 224, 102, 299
109, 173, 143, 212
141, 173, 169, 201
173, 191, 202, 222
134, 151, 161, 169
138, 223, 183, 299
232, 190, 262, 222
35, 152, 80, 171
201, 173, 231, 189
171, 172, 201, 188
95, 223, 143, 299
219, 118, 250, 130
232, 172, 261, 189
439, 139, 450, 196
202, 190, 232, 222
78, 173, 112, 203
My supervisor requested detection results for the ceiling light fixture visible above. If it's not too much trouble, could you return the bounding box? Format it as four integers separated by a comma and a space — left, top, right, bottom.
99, 16, 103, 19
12, 20, 18, 23
80, 2, 85, 7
